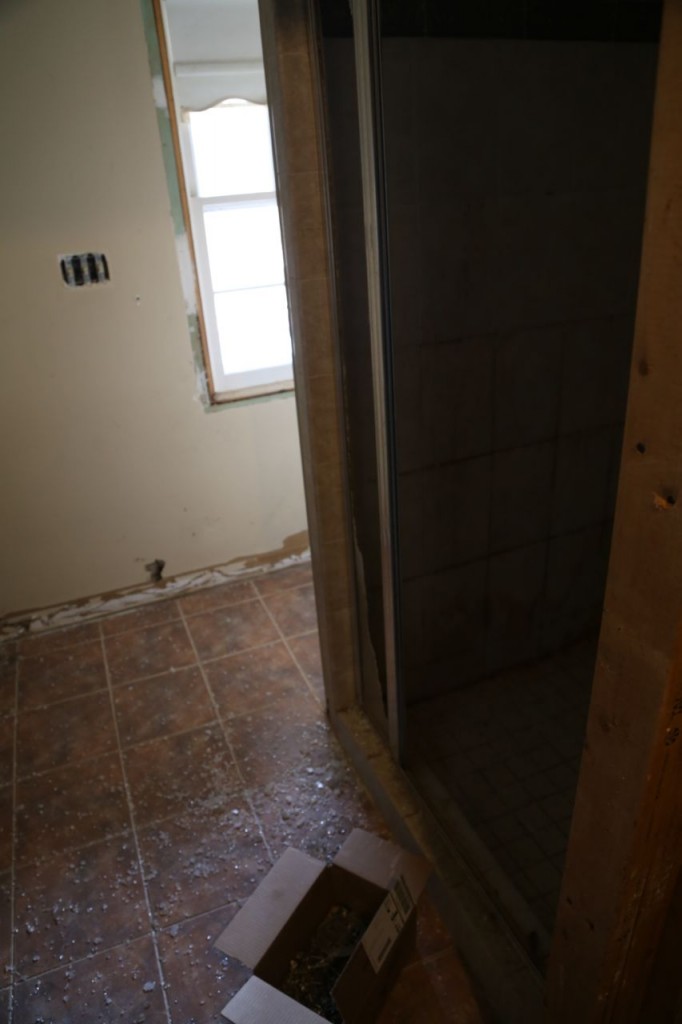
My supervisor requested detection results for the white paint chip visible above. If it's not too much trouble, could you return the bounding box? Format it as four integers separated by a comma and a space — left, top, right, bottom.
152, 74, 168, 110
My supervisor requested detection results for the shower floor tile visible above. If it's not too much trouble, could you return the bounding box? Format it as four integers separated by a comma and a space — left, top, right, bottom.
0, 564, 488, 1023
410, 636, 597, 936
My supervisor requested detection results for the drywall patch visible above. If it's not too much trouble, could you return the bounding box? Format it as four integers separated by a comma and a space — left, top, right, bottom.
139, 0, 163, 78
176, 233, 197, 315
187, 312, 211, 407
240, 529, 310, 570
154, 107, 186, 236
139, 0, 184, 236
152, 73, 168, 110
0, 537, 311, 642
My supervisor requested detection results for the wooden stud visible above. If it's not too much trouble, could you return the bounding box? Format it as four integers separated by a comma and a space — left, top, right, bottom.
546, 3, 682, 1019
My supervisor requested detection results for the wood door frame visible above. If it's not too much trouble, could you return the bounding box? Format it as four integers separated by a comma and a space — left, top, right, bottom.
546, 2, 682, 1018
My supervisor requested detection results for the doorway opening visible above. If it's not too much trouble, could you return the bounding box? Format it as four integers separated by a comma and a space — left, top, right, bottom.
319, 0, 662, 968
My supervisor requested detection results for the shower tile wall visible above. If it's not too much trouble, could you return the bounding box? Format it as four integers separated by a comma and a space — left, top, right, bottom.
382, 37, 658, 701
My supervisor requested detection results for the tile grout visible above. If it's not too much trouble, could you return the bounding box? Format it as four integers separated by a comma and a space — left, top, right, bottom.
9, 928, 169, 990
13, 625, 322, 714
98, 622, 173, 1024
6, 568, 443, 1020
175, 603, 278, 868
254, 590, 323, 707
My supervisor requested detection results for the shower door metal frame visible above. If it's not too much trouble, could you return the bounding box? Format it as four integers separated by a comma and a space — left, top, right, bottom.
350, 0, 404, 761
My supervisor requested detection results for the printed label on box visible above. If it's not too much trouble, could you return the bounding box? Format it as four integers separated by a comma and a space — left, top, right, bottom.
361, 877, 413, 973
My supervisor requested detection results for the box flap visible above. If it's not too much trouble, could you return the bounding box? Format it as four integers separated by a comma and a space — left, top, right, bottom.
222, 976, 329, 1024
333, 892, 417, 1024
333, 829, 431, 903
215, 848, 325, 969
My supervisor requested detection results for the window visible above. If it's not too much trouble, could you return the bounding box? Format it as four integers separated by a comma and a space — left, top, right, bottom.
181, 100, 293, 400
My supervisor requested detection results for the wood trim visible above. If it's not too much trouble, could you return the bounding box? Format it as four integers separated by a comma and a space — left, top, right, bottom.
349, 0, 403, 759
257, 0, 362, 714
149, 0, 217, 402
546, 3, 682, 1018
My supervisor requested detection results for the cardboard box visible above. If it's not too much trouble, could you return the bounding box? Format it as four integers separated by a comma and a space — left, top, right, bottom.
215, 829, 431, 1024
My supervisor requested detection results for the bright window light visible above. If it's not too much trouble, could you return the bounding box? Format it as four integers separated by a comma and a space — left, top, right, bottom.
190, 102, 276, 198
203, 202, 284, 293
215, 285, 291, 375
184, 101, 293, 399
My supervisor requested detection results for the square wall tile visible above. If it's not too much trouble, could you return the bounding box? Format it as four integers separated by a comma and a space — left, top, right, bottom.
570, 43, 658, 192
491, 442, 554, 553
422, 456, 492, 573
486, 543, 547, 675
542, 524, 610, 653
551, 427, 614, 535
414, 40, 498, 201
383, 43, 418, 205
494, 325, 563, 449
421, 338, 494, 464
418, 199, 499, 340
403, 560, 487, 670
560, 316, 634, 434
394, 346, 424, 473
495, 42, 581, 196
398, 471, 425, 580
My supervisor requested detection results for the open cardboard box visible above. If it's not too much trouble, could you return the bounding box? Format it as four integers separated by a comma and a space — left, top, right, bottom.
215, 829, 431, 1024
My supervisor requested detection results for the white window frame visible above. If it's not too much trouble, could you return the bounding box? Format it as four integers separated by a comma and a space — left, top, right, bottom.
178, 115, 294, 403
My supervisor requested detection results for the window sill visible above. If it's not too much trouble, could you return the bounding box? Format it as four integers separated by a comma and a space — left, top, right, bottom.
212, 377, 295, 404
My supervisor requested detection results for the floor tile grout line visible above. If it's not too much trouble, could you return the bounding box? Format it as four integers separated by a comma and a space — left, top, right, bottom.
16, 682, 112, 716
98, 625, 173, 1024
7, 891, 251, 989
63, 660, 334, 761
254, 592, 322, 707
8, 927, 170, 990
175, 604, 277, 867
12, 826, 138, 875
12, 717, 218, 785
157, 897, 243, 936
104, 632, 310, 692
8, 649, 19, 1023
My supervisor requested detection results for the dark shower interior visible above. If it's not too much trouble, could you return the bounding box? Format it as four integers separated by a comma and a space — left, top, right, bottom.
319, 0, 661, 965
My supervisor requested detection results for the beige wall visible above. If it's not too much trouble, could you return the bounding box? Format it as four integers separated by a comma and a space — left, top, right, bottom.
0, 0, 306, 616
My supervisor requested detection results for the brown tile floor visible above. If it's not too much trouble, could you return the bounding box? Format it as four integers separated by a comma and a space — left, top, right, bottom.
0, 565, 487, 1023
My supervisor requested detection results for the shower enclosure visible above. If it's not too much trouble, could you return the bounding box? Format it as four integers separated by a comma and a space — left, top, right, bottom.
318, 0, 661, 968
